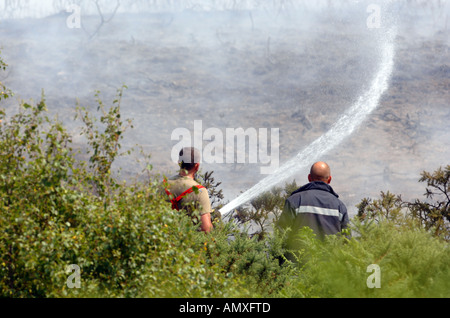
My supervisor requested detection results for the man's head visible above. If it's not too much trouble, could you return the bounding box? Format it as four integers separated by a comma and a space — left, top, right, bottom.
178, 147, 201, 173
308, 161, 332, 184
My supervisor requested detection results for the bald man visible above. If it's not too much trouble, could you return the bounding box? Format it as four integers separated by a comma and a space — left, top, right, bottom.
277, 162, 349, 241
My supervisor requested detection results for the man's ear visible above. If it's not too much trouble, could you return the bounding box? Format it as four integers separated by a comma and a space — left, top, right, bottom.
194, 163, 200, 172
308, 174, 312, 182
327, 176, 332, 184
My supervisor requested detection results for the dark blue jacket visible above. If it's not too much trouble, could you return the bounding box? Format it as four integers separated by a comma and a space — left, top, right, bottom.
278, 181, 349, 240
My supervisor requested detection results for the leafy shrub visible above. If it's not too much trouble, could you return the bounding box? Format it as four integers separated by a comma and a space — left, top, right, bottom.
0, 87, 245, 298
357, 167, 450, 241
0, 76, 288, 298
0, 53, 12, 101
232, 180, 298, 239
0, 94, 82, 297
408, 166, 450, 239
196, 221, 294, 297
280, 220, 450, 298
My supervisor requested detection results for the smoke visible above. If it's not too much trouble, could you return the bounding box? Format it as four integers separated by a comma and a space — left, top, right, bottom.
0, 0, 449, 216
219, 21, 398, 215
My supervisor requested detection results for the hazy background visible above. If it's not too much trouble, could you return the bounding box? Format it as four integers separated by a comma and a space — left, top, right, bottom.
0, 0, 449, 215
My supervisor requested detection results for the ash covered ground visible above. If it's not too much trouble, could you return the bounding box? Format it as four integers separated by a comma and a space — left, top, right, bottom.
0, 2, 449, 215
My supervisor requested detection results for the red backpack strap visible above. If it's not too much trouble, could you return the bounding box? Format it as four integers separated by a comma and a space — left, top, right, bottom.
163, 178, 178, 210
176, 185, 206, 201
163, 178, 206, 211
163, 178, 173, 198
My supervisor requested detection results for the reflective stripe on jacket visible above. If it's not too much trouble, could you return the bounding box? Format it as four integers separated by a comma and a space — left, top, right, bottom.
278, 181, 349, 239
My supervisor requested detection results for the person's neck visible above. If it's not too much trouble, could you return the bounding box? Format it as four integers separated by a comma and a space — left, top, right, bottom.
179, 170, 195, 179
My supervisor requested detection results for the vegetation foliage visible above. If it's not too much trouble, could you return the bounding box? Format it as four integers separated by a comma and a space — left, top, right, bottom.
0, 54, 448, 298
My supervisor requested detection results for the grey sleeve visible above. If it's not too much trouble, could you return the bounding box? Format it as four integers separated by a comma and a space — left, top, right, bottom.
340, 203, 349, 230
277, 200, 296, 230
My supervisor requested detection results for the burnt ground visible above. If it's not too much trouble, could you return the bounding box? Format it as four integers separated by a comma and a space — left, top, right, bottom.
0, 8, 449, 215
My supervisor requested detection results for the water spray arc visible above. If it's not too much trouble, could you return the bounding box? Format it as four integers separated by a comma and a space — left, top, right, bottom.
219, 27, 398, 217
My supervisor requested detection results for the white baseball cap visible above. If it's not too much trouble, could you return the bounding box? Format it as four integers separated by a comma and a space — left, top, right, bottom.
178, 147, 202, 164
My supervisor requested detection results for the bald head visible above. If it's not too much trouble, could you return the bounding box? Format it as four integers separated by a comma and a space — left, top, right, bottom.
308, 161, 332, 184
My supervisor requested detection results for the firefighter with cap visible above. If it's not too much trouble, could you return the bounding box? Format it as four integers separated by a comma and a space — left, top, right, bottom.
164, 147, 213, 233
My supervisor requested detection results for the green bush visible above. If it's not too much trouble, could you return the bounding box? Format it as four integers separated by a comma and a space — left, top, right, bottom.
280, 220, 450, 298
0, 94, 82, 297
195, 221, 294, 297
0, 82, 287, 298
